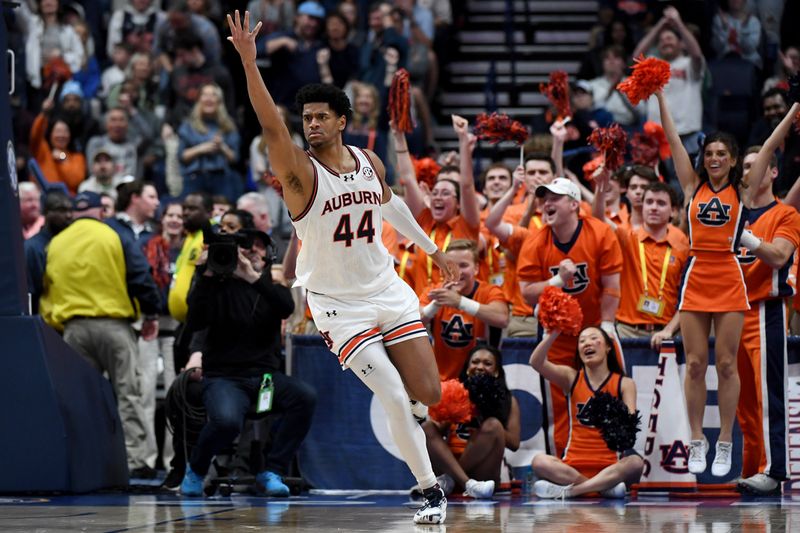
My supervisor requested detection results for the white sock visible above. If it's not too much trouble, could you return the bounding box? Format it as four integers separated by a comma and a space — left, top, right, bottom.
350, 342, 437, 489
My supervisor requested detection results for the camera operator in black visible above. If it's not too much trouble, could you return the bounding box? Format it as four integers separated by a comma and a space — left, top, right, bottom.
178, 228, 317, 497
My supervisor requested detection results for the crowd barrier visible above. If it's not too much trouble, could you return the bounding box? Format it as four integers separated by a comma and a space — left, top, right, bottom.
290, 335, 800, 491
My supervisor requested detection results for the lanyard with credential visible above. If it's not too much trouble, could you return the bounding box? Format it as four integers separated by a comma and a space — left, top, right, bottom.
399, 249, 411, 279
427, 228, 452, 282
638, 241, 671, 299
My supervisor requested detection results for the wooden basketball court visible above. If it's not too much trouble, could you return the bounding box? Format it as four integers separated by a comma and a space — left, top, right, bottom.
1, 491, 797, 532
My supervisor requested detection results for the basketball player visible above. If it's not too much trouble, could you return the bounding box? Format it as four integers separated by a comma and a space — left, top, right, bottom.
228, 11, 457, 524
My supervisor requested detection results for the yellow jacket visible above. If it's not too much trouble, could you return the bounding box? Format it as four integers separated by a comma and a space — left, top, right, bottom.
168, 229, 205, 323
41, 218, 135, 331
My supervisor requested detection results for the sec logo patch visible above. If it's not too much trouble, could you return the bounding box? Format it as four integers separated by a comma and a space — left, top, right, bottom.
363, 167, 374, 180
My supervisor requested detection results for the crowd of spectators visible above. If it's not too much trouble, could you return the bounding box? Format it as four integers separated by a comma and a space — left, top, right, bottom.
11, 0, 800, 493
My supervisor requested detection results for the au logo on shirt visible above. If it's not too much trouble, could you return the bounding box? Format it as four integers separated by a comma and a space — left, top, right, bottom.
696, 198, 731, 227
441, 315, 474, 348
548, 263, 589, 294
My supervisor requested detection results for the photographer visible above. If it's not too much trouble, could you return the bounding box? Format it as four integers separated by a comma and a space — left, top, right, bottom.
178, 228, 316, 497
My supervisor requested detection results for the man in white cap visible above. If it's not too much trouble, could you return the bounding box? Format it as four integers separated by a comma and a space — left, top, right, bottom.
516, 177, 624, 458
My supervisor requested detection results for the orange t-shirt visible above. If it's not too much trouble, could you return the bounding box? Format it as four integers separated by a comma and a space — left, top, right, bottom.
420, 280, 508, 380
382, 220, 399, 258
563, 370, 623, 467
616, 224, 689, 325
396, 241, 428, 295
736, 200, 800, 303
687, 181, 745, 253
411, 209, 481, 291
517, 216, 623, 328
607, 203, 630, 227
504, 225, 536, 316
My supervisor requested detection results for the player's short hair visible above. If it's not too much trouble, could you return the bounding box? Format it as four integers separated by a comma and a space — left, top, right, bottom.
643, 181, 678, 208
296, 83, 353, 122
445, 238, 479, 263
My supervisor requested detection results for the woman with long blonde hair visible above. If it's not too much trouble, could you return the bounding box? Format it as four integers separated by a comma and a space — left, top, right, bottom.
178, 83, 242, 200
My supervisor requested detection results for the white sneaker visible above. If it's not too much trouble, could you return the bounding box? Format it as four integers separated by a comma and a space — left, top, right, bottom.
437, 474, 455, 496
410, 400, 428, 423
737, 473, 781, 495
687, 437, 709, 474
711, 441, 733, 477
599, 481, 626, 499
464, 479, 495, 499
413, 485, 447, 525
533, 479, 572, 500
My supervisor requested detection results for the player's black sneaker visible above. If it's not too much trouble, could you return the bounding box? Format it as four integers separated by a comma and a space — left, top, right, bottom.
413, 483, 447, 524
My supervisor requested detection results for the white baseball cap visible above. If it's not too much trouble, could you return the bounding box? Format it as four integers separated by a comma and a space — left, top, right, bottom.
535, 177, 581, 202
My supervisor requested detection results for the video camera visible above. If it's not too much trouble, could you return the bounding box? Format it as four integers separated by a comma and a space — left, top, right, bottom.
203, 226, 275, 276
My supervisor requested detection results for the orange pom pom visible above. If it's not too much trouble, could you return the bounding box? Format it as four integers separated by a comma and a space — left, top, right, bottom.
643, 121, 671, 160
582, 155, 604, 182
389, 69, 414, 133
538, 286, 583, 336
588, 124, 628, 172
617, 55, 671, 105
411, 157, 441, 190
629, 132, 660, 167
539, 71, 572, 120
429, 380, 475, 424
474, 112, 529, 145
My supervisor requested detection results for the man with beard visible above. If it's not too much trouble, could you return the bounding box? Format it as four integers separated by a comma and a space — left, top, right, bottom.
747, 88, 800, 195
24, 191, 73, 314
168, 192, 212, 325
55, 80, 100, 154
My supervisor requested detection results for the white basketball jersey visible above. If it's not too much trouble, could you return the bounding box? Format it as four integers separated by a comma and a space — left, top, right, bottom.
292, 146, 396, 297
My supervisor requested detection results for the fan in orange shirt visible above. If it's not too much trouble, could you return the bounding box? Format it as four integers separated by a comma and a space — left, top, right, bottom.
477, 163, 514, 287
393, 118, 481, 295
517, 178, 623, 457
484, 165, 540, 337
734, 106, 800, 495
420, 240, 509, 380
30, 98, 87, 194
529, 327, 643, 499
593, 175, 689, 349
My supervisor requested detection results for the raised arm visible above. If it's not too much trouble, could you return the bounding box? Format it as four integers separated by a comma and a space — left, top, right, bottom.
528, 330, 576, 393
227, 11, 310, 206
745, 100, 800, 195
655, 90, 698, 194
390, 123, 425, 217
662, 7, 704, 73
633, 16, 669, 58
452, 114, 481, 230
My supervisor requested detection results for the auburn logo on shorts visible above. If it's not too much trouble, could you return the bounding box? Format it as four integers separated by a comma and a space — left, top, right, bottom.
696, 198, 732, 227
548, 263, 590, 294
440, 315, 474, 348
